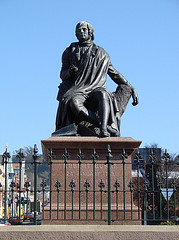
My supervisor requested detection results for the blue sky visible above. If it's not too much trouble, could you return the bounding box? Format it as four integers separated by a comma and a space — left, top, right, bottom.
0, 0, 179, 155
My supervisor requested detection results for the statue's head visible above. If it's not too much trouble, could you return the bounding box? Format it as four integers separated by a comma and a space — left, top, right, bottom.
75, 21, 94, 42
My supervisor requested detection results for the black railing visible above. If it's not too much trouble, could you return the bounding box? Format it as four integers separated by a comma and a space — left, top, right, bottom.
0, 145, 178, 225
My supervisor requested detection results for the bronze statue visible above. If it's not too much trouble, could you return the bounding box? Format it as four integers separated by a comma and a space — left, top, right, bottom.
54, 21, 138, 137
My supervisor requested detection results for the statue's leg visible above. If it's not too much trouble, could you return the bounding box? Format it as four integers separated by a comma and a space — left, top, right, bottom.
92, 91, 110, 137
69, 95, 99, 126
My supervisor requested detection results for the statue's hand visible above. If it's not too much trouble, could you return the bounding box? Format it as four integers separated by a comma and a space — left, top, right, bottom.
69, 64, 78, 76
131, 89, 139, 106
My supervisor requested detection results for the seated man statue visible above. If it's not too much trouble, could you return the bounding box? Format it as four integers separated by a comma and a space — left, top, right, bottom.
55, 21, 138, 137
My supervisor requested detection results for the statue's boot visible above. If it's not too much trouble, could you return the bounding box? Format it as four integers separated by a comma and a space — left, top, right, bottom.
78, 108, 100, 127
69, 96, 100, 127
98, 98, 110, 137
107, 125, 120, 137
100, 128, 110, 138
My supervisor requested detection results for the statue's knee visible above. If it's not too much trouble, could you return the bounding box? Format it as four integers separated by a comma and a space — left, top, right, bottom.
95, 91, 108, 101
101, 91, 108, 100
69, 98, 83, 115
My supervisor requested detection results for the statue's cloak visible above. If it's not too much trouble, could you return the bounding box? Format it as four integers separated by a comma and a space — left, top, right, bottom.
56, 42, 132, 134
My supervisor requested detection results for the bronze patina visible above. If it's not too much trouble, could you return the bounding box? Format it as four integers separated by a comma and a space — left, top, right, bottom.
54, 21, 138, 137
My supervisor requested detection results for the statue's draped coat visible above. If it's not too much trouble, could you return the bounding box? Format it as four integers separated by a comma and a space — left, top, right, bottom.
56, 42, 126, 131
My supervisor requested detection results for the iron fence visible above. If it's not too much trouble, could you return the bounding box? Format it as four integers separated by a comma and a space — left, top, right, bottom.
0, 145, 178, 225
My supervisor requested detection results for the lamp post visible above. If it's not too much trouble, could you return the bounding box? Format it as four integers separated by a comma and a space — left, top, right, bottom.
24, 181, 31, 216
2, 145, 11, 220
10, 181, 16, 217
32, 144, 39, 225
0, 182, 2, 218
40, 180, 47, 220
15, 148, 25, 220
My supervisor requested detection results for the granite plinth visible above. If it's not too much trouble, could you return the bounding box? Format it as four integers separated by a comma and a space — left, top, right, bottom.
41, 136, 142, 224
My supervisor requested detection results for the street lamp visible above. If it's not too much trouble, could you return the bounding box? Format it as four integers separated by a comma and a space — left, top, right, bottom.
15, 148, 25, 220
10, 181, 16, 217
24, 181, 31, 216
2, 145, 11, 220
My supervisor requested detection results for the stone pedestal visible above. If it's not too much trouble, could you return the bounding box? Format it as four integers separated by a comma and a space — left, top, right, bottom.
41, 136, 142, 224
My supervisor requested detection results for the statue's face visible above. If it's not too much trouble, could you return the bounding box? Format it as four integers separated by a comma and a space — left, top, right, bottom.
76, 23, 90, 42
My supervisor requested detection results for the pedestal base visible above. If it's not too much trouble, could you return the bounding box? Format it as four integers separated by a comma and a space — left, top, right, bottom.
41, 136, 142, 225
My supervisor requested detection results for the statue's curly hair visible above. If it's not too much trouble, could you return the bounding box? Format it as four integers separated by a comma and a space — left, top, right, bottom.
75, 21, 94, 41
